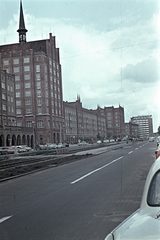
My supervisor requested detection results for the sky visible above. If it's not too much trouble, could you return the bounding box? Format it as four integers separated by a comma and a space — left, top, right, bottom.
0, 0, 160, 132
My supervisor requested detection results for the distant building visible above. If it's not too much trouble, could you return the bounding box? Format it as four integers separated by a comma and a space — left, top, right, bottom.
130, 115, 153, 139
64, 97, 126, 143
124, 122, 139, 139
104, 105, 125, 139
0, 2, 64, 145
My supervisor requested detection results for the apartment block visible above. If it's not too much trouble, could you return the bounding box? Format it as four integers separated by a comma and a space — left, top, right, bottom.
0, 2, 64, 145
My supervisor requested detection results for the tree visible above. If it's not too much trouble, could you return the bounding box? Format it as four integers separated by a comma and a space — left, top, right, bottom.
158, 126, 160, 135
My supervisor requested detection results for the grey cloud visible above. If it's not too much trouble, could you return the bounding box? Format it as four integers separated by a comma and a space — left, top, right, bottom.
123, 58, 159, 83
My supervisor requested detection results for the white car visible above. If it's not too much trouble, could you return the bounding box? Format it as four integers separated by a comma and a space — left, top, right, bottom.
104, 157, 160, 240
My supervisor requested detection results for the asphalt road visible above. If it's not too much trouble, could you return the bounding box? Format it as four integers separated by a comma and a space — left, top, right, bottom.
0, 141, 156, 240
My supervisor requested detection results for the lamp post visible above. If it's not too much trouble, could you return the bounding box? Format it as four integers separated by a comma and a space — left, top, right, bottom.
32, 121, 35, 150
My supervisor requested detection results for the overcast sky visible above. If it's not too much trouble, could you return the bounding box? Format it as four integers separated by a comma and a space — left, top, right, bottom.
0, 0, 160, 132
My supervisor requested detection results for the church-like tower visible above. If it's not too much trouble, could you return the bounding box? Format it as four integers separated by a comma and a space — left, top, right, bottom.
17, 0, 28, 43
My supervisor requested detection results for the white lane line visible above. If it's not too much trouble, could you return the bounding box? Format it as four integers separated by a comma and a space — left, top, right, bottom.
70, 156, 123, 184
0, 216, 12, 223
135, 148, 138, 150
128, 151, 133, 154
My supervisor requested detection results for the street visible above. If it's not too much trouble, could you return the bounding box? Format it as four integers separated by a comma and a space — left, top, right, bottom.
0, 141, 156, 240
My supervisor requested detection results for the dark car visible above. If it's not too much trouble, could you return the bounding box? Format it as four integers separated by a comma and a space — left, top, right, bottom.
0, 147, 8, 155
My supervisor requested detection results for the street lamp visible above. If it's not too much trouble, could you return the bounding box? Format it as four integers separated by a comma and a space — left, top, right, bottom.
32, 121, 35, 150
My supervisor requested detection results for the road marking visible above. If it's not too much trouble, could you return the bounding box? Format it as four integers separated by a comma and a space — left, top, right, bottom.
0, 216, 12, 223
128, 151, 133, 154
70, 156, 123, 184
135, 148, 138, 150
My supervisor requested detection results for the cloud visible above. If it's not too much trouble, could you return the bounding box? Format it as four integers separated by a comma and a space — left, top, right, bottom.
123, 58, 159, 83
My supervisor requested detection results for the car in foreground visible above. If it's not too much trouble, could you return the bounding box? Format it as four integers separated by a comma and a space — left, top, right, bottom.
104, 156, 160, 240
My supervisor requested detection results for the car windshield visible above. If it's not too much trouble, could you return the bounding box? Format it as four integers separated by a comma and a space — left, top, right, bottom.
148, 170, 160, 206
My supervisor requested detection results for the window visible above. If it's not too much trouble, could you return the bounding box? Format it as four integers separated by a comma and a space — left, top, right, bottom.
16, 92, 21, 97
8, 95, 10, 101
37, 82, 41, 89
17, 121, 22, 126
26, 121, 32, 127
148, 171, 160, 206
36, 73, 40, 80
16, 83, 20, 89
25, 82, 31, 88
15, 75, 20, 81
16, 109, 21, 114
38, 107, 42, 114
24, 74, 30, 80
37, 90, 41, 97
36, 65, 40, 72
24, 57, 30, 63
25, 91, 31, 97
3, 60, 9, 65
26, 99, 31, 105
14, 67, 20, 73
24, 66, 30, 72
26, 108, 32, 114
16, 100, 21, 106
37, 98, 42, 106
13, 59, 19, 64
2, 104, 6, 111
2, 82, 6, 89
2, 93, 6, 100
37, 120, 44, 128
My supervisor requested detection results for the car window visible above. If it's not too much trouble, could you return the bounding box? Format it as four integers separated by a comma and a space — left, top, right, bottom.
147, 170, 160, 206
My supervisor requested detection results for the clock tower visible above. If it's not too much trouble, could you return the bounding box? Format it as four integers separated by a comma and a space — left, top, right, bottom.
17, 0, 28, 44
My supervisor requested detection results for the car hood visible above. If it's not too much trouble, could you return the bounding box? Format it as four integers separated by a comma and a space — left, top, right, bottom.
113, 211, 160, 239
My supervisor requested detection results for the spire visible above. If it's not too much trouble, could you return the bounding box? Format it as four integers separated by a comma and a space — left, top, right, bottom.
17, 0, 28, 43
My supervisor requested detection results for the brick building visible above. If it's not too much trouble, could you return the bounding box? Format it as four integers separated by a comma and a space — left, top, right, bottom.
0, 69, 33, 147
0, 2, 64, 145
64, 97, 126, 143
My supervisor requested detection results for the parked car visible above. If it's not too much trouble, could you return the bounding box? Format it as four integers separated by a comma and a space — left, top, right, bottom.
0, 147, 8, 155
57, 143, 65, 148
46, 143, 57, 149
104, 156, 160, 240
7, 146, 15, 154
157, 136, 160, 147
63, 142, 69, 147
97, 140, 102, 144
16, 146, 27, 153
149, 137, 154, 142
103, 139, 109, 143
78, 141, 88, 146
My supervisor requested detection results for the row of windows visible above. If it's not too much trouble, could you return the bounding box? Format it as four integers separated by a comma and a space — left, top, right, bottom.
16, 107, 62, 115
3, 57, 30, 66
2, 104, 14, 112
1, 82, 14, 92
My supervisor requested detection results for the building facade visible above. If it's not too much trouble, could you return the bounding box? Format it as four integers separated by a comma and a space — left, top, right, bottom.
64, 97, 126, 143
130, 115, 153, 139
0, 69, 33, 147
0, 2, 65, 146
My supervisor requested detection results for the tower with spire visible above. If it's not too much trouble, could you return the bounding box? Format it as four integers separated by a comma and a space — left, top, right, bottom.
17, 0, 28, 44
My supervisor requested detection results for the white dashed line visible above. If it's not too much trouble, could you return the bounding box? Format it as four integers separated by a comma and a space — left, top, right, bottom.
0, 216, 12, 224
128, 151, 133, 154
71, 156, 123, 184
